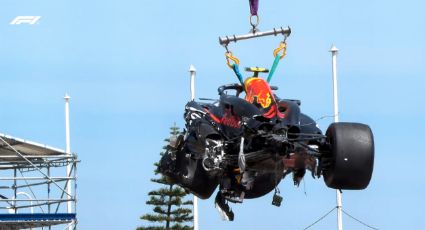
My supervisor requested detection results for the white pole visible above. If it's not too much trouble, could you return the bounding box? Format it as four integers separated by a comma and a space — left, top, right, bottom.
330, 45, 343, 230
193, 195, 199, 230
189, 65, 196, 101
64, 94, 73, 225
188, 65, 199, 230
330, 45, 339, 123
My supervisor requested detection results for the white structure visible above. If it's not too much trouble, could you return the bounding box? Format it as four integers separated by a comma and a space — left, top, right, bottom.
330, 45, 343, 230
188, 65, 199, 230
189, 65, 196, 101
64, 94, 74, 230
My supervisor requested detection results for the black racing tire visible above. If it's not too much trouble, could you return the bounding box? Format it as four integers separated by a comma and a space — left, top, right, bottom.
322, 122, 374, 190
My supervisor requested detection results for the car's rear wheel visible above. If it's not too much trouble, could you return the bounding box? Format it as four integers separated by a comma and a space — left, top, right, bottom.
321, 122, 374, 190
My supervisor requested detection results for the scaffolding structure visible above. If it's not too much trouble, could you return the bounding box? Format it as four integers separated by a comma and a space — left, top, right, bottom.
0, 95, 78, 230
0, 133, 78, 230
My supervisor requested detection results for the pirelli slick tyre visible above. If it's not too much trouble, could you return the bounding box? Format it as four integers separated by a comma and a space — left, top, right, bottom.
322, 122, 374, 190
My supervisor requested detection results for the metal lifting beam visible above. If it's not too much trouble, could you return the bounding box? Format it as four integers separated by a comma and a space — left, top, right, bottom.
219, 26, 291, 46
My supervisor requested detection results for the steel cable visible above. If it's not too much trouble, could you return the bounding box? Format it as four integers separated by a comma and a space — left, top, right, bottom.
302, 207, 336, 230
342, 209, 379, 230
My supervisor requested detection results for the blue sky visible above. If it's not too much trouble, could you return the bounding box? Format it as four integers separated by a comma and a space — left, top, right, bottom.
0, 0, 424, 229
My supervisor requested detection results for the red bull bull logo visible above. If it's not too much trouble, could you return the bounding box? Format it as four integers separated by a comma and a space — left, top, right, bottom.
244, 77, 284, 119
244, 77, 273, 108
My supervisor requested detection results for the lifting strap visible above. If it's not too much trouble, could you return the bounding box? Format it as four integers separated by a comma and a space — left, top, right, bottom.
226, 52, 244, 85
225, 40, 287, 85
249, 0, 259, 16
222, 1, 289, 85
267, 41, 287, 83
232, 64, 245, 86
267, 54, 281, 83
249, 0, 260, 32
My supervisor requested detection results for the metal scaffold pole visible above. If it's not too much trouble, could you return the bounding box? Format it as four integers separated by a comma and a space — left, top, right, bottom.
64, 94, 73, 230
0, 96, 78, 229
330, 45, 343, 230
188, 65, 199, 230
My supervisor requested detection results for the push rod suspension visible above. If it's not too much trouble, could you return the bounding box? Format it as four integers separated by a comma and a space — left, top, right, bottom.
219, 26, 291, 46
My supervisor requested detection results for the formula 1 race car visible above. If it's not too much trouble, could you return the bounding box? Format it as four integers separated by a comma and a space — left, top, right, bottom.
159, 67, 374, 220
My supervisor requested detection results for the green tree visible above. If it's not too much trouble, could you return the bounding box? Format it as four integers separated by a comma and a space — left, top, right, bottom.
138, 125, 193, 230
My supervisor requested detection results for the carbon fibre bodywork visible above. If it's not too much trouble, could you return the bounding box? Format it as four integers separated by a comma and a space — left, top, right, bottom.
159, 80, 374, 220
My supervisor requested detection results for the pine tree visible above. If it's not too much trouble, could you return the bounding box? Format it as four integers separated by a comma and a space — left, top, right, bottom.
138, 124, 193, 230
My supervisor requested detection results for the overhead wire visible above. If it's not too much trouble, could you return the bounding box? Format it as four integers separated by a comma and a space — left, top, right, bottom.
302, 206, 379, 230
342, 209, 379, 230
302, 206, 336, 230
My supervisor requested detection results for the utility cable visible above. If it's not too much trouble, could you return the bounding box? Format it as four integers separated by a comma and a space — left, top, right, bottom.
342, 209, 379, 230
302, 206, 336, 230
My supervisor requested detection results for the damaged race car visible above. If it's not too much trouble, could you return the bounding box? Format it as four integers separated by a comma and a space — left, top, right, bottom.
159, 67, 374, 220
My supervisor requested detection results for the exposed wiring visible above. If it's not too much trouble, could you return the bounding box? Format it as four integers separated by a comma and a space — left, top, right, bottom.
299, 114, 339, 127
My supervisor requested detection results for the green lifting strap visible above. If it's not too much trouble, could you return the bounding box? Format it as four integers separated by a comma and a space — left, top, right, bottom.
267, 54, 281, 83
